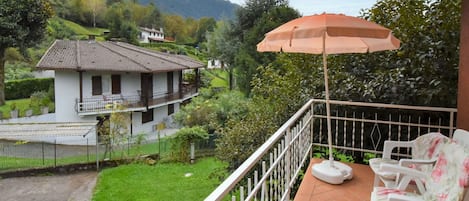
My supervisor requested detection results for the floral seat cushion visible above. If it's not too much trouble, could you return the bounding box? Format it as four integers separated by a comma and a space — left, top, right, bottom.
371, 142, 469, 201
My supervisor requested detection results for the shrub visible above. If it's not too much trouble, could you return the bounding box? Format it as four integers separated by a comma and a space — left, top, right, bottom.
171, 126, 209, 162
5, 78, 54, 100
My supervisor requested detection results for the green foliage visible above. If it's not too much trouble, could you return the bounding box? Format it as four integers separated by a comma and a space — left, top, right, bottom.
174, 88, 249, 132
99, 103, 130, 159
30, 91, 51, 108
206, 1, 300, 93
5, 62, 34, 81
171, 126, 209, 162
105, 3, 138, 44
313, 147, 355, 163
92, 157, 227, 201
5, 78, 54, 100
325, 0, 461, 107
0, 98, 55, 119
0, 0, 53, 105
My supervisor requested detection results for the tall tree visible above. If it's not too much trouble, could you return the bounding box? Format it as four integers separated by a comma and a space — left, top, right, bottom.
105, 2, 138, 44
0, 0, 53, 105
206, 0, 299, 93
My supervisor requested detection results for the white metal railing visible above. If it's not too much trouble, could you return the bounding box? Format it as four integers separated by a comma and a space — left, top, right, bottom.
76, 86, 198, 114
205, 99, 457, 201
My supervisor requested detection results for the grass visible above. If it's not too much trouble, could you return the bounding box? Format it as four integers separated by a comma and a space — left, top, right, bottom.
0, 98, 55, 119
92, 157, 227, 201
0, 138, 172, 172
61, 18, 108, 36
204, 69, 229, 88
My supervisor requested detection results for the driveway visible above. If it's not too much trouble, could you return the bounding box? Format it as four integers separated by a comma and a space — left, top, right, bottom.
0, 171, 97, 201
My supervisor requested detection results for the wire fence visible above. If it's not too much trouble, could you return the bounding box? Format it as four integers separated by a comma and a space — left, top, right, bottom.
0, 132, 216, 174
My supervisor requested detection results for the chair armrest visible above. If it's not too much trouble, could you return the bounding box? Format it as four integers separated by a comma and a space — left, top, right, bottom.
399, 158, 436, 167
380, 164, 427, 193
388, 193, 423, 201
380, 164, 426, 179
383, 140, 414, 159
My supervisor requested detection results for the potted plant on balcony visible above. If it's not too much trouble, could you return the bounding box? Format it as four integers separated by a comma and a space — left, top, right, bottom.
10, 103, 18, 118
25, 104, 33, 117
40, 96, 51, 114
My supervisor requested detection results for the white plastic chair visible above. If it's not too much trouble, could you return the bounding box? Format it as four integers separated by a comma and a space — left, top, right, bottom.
370, 142, 469, 201
369, 132, 450, 188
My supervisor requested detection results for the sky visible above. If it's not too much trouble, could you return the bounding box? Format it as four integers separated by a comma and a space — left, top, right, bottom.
228, 0, 379, 17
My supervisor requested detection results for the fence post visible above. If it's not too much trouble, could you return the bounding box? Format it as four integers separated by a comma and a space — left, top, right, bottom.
87, 138, 89, 162
54, 138, 57, 168
42, 141, 45, 165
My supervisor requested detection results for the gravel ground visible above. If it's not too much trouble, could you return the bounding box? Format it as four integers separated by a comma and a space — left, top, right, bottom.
0, 171, 97, 201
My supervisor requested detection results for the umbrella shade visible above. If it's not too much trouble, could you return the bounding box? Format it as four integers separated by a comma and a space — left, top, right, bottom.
256, 13, 400, 184
257, 13, 400, 54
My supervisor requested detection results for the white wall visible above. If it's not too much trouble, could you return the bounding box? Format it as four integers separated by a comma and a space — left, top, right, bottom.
55, 71, 81, 122
55, 71, 183, 136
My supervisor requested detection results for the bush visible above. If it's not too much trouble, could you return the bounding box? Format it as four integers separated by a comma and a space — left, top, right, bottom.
5, 78, 54, 100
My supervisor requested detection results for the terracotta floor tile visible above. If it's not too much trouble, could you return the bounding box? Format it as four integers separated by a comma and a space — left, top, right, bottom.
294, 158, 374, 201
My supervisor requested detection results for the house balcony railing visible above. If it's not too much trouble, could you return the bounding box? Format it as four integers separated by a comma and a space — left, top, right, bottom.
75, 85, 198, 114
205, 99, 457, 201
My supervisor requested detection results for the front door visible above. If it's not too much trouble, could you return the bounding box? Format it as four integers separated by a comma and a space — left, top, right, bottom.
141, 73, 153, 106
167, 72, 173, 94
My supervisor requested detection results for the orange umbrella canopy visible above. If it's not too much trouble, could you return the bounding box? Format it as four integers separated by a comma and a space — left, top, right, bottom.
257, 13, 400, 54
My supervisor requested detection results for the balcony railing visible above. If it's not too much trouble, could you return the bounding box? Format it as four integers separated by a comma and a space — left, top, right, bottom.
205, 99, 457, 201
76, 85, 198, 114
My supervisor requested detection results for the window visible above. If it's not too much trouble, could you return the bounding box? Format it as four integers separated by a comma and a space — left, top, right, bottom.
168, 104, 174, 115
142, 109, 154, 124
92, 76, 102, 95
112, 74, 121, 94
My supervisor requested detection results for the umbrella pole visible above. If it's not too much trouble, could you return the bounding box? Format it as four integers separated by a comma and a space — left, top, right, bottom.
322, 33, 334, 165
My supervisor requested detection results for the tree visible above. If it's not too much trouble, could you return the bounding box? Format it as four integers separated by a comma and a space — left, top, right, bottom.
0, 0, 53, 105
206, 1, 299, 93
329, 0, 462, 107
105, 3, 138, 44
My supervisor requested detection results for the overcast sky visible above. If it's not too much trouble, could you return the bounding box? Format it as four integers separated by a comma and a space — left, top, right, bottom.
228, 0, 378, 16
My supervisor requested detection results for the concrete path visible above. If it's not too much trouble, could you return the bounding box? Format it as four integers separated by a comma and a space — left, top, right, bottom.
0, 171, 97, 201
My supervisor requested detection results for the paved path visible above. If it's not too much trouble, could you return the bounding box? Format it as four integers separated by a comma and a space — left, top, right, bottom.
0, 171, 97, 201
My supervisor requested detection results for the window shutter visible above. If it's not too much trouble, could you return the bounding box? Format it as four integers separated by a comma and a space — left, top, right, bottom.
92, 76, 102, 95
112, 74, 121, 94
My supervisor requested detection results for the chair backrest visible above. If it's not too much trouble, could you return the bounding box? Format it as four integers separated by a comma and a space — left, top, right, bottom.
423, 142, 469, 201
454, 129, 469, 149
412, 132, 450, 160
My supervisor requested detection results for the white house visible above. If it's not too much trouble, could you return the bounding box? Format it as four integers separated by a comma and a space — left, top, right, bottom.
138, 27, 165, 43
36, 40, 203, 136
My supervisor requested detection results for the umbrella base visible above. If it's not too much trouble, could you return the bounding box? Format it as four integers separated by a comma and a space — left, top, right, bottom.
312, 160, 353, 184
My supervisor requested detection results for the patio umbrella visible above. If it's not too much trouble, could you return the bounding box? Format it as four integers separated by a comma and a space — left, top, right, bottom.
257, 13, 400, 184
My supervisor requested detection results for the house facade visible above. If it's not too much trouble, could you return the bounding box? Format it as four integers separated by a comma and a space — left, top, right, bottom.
138, 27, 165, 43
37, 40, 203, 135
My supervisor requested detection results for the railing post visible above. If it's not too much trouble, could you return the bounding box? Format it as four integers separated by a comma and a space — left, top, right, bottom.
450, 111, 455, 136
285, 128, 291, 201
310, 101, 314, 159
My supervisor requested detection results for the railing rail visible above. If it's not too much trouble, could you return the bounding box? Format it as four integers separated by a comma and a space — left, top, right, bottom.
205, 99, 457, 201
76, 85, 198, 114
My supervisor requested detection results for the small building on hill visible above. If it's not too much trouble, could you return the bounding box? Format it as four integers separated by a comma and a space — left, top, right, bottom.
138, 27, 165, 43
36, 40, 203, 135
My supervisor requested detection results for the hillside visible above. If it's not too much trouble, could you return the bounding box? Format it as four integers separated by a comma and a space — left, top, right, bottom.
139, 0, 239, 20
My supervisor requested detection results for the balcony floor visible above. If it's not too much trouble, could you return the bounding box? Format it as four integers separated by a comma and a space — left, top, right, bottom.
294, 158, 374, 201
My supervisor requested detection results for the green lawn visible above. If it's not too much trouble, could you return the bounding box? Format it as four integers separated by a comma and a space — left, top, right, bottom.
0, 138, 171, 172
204, 69, 229, 88
92, 157, 227, 201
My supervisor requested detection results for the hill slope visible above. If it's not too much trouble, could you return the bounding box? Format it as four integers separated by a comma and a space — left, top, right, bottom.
139, 0, 239, 19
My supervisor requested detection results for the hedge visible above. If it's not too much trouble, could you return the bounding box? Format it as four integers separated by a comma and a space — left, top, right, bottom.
5, 78, 54, 100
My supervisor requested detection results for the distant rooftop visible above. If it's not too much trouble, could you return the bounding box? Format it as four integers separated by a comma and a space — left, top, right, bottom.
36, 40, 204, 73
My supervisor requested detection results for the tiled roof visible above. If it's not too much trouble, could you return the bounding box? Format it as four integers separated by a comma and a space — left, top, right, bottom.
36, 40, 204, 72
